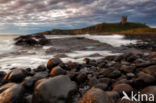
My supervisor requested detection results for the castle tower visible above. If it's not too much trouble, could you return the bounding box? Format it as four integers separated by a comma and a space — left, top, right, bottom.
121, 16, 127, 25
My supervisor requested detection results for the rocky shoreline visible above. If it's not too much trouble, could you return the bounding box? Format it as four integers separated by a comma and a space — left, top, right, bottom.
0, 51, 156, 103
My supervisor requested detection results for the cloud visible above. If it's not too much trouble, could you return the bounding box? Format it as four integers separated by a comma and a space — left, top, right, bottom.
0, 0, 156, 34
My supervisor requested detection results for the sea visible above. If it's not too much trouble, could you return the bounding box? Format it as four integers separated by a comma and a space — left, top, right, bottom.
0, 34, 137, 72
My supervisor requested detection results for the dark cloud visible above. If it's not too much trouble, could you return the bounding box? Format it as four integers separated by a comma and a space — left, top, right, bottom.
0, 0, 155, 34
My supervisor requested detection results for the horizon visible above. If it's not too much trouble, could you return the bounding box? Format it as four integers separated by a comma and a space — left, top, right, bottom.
0, 0, 156, 34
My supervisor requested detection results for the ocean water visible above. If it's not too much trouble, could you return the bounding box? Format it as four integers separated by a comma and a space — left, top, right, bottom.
0, 34, 136, 72
0, 35, 19, 55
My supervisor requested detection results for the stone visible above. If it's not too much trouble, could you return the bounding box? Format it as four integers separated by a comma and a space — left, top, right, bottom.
47, 58, 63, 70
34, 65, 47, 72
113, 84, 133, 95
120, 65, 135, 73
0, 84, 25, 103
94, 83, 108, 91
76, 72, 87, 84
78, 87, 114, 103
100, 68, 121, 78
50, 66, 66, 77
88, 77, 99, 87
142, 65, 156, 76
0, 82, 16, 93
132, 72, 155, 88
3, 68, 27, 83
99, 78, 112, 86
141, 86, 156, 102
25, 95, 32, 103
126, 73, 135, 79
117, 98, 137, 103
149, 52, 156, 58
32, 75, 76, 103
106, 91, 120, 102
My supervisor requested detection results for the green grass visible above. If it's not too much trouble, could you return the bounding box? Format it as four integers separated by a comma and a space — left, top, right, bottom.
40, 22, 153, 35
120, 28, 156, 34
70, 22, 149, 34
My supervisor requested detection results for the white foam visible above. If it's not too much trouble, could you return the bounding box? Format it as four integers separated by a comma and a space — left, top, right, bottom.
66, 50, 121, 58
0, 35, 19, 55
84, 34, 137, 47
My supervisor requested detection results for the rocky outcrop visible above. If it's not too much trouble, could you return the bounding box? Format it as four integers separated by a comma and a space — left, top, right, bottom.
32, 75, 76, 103
14, 34, 50, 46
78, 88, 114, 103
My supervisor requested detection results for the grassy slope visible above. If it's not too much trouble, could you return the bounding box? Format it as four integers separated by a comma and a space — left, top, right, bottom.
40, 22, 156, 35
71, 22, 149, 34
120, 28, 156, 34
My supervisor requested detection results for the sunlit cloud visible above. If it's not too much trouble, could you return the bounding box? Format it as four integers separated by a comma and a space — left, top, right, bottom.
0, 0, 155, 34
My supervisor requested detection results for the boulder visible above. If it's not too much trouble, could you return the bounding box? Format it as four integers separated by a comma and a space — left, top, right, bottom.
15, 34, 49, 46
3, 68, 26, 83
76, 72, 88, 84
50, 66, 66, 77
142, 65, 156, 76
120, 65, 135, 73
100, 68, 121, 78
0, 82, 16, 93
132, 72, 155, 88
32, 75, 76, 103
78, 88, 114, 103
34, 65, 47, 72
94, 83, 108, 91
117, 98, 137, 103
0, 71, 6, 82
47, 58, 63, 70
106, 91, 120, 102
141, 86, 156, 102
0, 84, 25, 103
149, 52, 156, 58
22, 72, 49, 90
113, 84, 133, 95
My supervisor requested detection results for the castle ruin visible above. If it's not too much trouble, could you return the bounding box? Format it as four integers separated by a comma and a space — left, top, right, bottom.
121, 16, 127, 25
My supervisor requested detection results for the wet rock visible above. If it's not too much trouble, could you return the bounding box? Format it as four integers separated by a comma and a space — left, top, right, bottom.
50, 66, 66, 77
142, 65, 156, 76
141, 86, 156, 102
3, 68, 27, 83
23, 72, 49, 90
149, 52, 156, 58
132, 72, 155, 88
32, 75, 76, 103
113, 84, 133, 95
47, 58, 63, 70
100, 68, 121, 78
94, 83, 108, 91
15, 34, 49, 46
120, 65, 135, 73
99, 77, 112, 86
117, 98, 137, 103
34, 65, 47, 72
0, 82, 16, 93
25, 95, 32, 103
65, 61, 81, 70
33, 72, 49, 81
78, 87, 114, 103
76, 72, 87, 84
0, 84, 25, 103
0, 71, 6, 82
126, 73, 135, 79
88, 76, 99, 87
106, 91, 120, 102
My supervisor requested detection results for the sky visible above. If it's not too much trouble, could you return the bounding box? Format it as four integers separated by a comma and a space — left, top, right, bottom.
0, 0, 156, 34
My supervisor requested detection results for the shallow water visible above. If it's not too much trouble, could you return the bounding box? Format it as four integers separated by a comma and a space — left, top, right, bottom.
0, 35, 19, 55
0, 34, 137, 71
